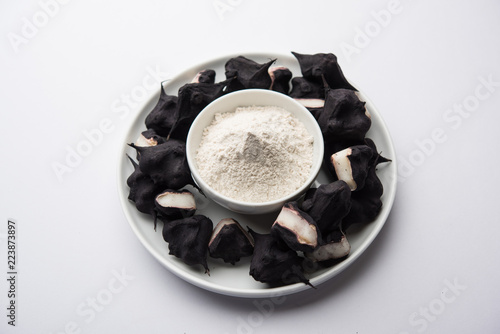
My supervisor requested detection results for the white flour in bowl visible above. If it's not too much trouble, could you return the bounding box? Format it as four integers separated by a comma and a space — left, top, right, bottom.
195, 105, 314, 203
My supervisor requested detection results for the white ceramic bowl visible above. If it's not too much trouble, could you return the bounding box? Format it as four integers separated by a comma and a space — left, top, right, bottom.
186, 89, 324, 214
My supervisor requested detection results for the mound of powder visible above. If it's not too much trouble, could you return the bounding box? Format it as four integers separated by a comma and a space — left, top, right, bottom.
195, 105, 314, 203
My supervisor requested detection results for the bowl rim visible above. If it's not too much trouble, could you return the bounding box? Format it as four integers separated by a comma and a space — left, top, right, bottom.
186, 88, 325, 209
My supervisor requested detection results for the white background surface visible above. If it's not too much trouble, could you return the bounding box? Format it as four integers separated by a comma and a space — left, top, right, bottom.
1, 0, 499, 333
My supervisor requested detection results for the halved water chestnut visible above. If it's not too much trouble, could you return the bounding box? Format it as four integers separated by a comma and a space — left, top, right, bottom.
208, 218, 254, 265
271, 202, 320, 253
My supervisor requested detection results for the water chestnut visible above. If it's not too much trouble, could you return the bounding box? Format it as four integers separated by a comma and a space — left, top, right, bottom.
301, 181, 352, 235
126, 155, 163, 220
291, 51, 356, 91
129, 140, 195, 191
169, 81, 228, 141
144, 85, 178, 137
268, 66, 292, 94
342, 139, 389, 230
162, 215, 213, 274
248, 228, 313, 288
318, 88, 372, 142
271, 202, 320, 253
330, 145, 374, 191
289, 76, 325, 99
208, 218, 254, 265
224, 56, 276, 92
155, 189, 196, 221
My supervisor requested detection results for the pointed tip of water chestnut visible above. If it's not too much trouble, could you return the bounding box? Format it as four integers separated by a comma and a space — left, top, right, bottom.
378, 155, 391, 163
126, 154, 138, 169
364, 138, 391, 165
127, 142, 145, 154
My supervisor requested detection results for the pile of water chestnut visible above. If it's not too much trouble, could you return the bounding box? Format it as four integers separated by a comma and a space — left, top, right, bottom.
125, 52, 391, 288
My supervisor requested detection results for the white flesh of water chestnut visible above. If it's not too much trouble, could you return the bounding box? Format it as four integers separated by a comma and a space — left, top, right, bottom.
306, 234, 350, 262
135, 133, 158, 147
294, 98, 325, 109
156, 191, 196, 210
331, 148, 356, 191
274, 206, 318, 247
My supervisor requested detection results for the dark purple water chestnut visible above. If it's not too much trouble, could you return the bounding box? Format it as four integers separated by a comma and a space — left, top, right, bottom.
270, 202, 320, 253
268, 66, 292, 94
126, 155, 163, 219
191, 69, 216, 84
224, 56, 276, 92
342, 139, 390, 230
329, 145, 374, 191
305, 229, 350, 264
128, 139, 195, 191
318, 88, 371, 142
144, 85, 178, 137
289, 76, 325, 99
291, 51, 356, 91
301, 181, 352, 235
168, 80, 228, 141
323, 137, 388, 180
248, 228, 313, 288
208, 218, 254, 265
162, 215, 213, 274
155, 189, 196, 221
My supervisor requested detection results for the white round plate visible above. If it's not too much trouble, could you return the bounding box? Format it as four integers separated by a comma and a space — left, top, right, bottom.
117, 52, 397, 298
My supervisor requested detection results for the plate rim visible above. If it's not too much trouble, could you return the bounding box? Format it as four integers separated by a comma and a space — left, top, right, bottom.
116, 51, 398, 298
